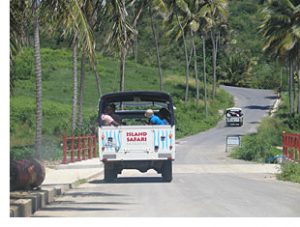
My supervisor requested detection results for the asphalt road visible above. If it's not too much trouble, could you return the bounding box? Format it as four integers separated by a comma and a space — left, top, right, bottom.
33, 86, 300, 217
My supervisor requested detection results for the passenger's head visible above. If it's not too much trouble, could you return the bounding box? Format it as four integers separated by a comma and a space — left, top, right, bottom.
104, 105, 114, 114
145, 109, 154, 118
109, 103, 116, 112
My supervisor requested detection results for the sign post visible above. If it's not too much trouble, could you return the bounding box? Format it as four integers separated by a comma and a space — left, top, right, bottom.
226, 135, 242, 152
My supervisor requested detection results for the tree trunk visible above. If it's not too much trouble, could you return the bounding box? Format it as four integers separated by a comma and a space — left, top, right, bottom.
202, 35, 208, 117
150, 6, 164, 91
191, 30, 199, 105
33, 6, 42, 160
93, 64, 102, 97
210, 30, 218, 99
119, 0, 127, 92
298, 63, 300, 114
119, 46, 126, 92
174, 7, 190, 103
288, 59, 294, 114
134, 35, 138, 63
293, 62, 296, 113
71, 33, 78, 133
78, 49, 86, 130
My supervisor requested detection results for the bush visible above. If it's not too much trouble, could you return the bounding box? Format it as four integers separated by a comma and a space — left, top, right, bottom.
11, 48, 35, 80
277, 163, 300, 183
284, 114, 300, 131
230, 117, 284, 162
10, 146, 35, 160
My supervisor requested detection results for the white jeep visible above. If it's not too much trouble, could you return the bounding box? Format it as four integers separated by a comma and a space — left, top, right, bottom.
98, 91, 175, 182
226, 107, 244, 127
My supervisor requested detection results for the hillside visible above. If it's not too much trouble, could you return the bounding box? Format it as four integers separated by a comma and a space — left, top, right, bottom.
10, 48, 232, 160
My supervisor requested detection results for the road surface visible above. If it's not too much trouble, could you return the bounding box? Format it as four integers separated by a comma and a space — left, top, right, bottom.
33, 86, 300, 217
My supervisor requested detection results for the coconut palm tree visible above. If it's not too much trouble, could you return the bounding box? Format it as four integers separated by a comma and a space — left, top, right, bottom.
164, 0, 223, 109
44, 0, 96, 133
260, 0, 300, 114
32, 0, 43, 160
149, 4, 164, 91
10, 0, 28, 95
71, 33, 78, 134
164, 0, 192, 103
106, 0, 152, 91
206, 0, 228, 99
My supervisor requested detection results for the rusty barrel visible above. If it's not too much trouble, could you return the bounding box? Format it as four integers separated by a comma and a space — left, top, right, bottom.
10, 159, 45, 191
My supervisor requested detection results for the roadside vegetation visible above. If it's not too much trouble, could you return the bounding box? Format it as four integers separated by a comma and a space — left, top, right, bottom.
228, 0, 300, 184
230, 92, 300, 183
10, 48, 232, 160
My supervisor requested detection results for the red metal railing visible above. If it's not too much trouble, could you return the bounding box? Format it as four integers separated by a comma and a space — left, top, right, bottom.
282, 132, 300, 162
63, 134, 97, 164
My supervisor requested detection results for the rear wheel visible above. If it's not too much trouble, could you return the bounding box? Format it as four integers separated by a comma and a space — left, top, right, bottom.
104, 163, 117, 182
162, 160, 172, 182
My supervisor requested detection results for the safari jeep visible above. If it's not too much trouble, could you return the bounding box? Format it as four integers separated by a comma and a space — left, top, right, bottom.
226, 107, 244, 127
98, 91, 175, 182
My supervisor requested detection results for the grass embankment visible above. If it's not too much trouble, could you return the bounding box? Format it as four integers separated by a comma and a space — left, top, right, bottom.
11, 48, 233, 160
230, 92, 300, 183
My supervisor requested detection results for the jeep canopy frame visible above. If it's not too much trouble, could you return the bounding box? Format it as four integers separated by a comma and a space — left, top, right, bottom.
98, 91, 175, 126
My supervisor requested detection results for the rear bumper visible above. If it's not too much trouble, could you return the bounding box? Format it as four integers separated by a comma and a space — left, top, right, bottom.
103, 159, 173, 173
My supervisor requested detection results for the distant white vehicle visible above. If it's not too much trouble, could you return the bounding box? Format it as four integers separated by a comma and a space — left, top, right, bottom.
226, 107, 244, 127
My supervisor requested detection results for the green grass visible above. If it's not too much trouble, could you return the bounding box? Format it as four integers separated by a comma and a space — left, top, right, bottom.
277, 163, 300, 184
11, 47, 233, 160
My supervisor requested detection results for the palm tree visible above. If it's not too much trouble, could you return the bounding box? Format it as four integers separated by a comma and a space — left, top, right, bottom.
10, 0, 28, 95
202, 33, 208, 117
190, 29, 200, 104
32, 0, 42, 160
167, 0, 192, 103
78, 48, 86, 130
206, 0, 228, 99
71, 33, 78, 133
78, 0, 104, 130
44, 0, 96, 132
149, 4, 164, 91
107, 0, 148, 91
260, 0, 300, 114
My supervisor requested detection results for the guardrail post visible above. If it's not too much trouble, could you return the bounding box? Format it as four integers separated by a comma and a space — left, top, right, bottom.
282, 131, 287, 157
88, 135, 92, 159
82, 136, 86, 160
63, 135, 67, 164
71, 135, 75, 162
77, 135, 81, 161
93, 135, 97, 157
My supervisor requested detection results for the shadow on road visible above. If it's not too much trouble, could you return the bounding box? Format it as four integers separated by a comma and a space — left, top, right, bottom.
64, 191, 127, 197
244, 105, 271, 110
248, 121, 260, 124
90, 177, 166, 184
264, 95, 277, 100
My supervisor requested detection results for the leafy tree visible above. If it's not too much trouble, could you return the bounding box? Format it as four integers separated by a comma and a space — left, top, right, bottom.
260, 0, 300, 114
44, 0, 96, 133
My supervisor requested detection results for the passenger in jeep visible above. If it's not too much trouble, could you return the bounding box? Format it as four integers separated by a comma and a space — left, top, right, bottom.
109, 103, 122, 124
145, 109, 166, 125
101, 105, 119, 126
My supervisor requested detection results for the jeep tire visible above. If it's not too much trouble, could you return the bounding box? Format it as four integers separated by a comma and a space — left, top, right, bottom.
162, 160, 172, 182
104, 163, 117, 182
